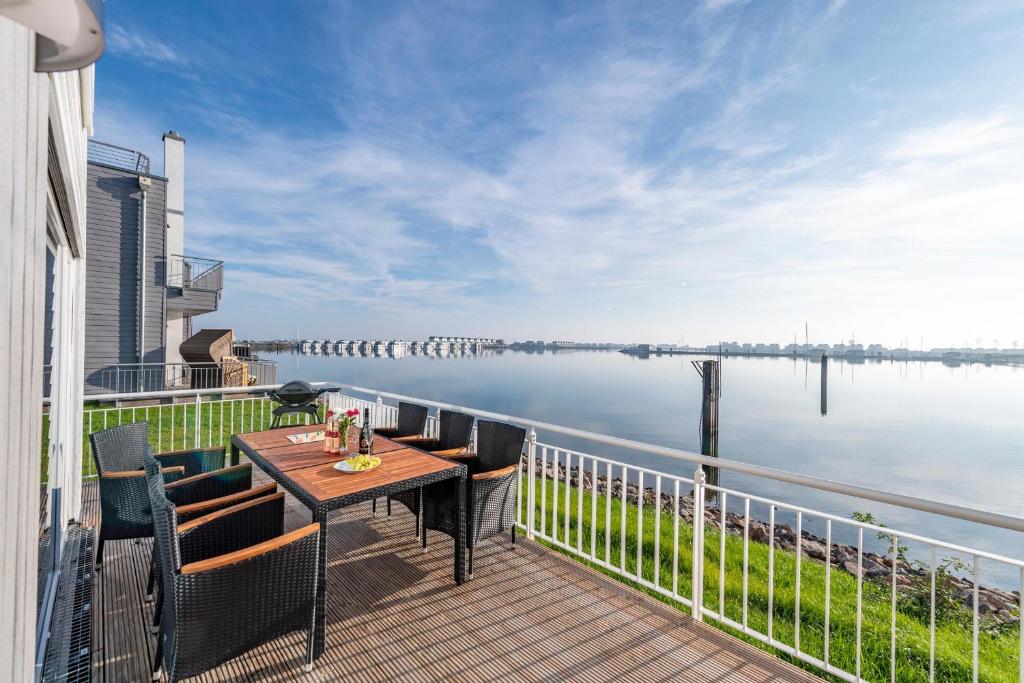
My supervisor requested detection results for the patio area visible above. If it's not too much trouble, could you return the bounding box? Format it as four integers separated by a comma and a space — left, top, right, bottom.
85, 471, 819, 682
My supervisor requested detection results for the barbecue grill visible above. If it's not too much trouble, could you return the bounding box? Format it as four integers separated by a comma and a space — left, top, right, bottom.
268, 380, 338, 428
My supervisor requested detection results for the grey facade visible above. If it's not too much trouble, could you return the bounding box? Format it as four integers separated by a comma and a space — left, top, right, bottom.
80, 137, 224, 395
83, 162, 170, 393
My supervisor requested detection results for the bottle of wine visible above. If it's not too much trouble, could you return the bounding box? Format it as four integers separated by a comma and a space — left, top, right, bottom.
358, 407, 373, 454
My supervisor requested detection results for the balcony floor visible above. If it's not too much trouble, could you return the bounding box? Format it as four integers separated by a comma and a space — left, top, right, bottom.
84, 475, 820, 682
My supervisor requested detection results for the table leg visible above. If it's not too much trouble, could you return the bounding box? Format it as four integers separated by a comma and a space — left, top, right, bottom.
455, 473, 466, 585
230, 440, 239, 467
312, 507, 328, 659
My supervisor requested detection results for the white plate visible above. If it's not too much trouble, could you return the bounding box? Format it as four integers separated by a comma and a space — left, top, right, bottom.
333, 458, 381, 474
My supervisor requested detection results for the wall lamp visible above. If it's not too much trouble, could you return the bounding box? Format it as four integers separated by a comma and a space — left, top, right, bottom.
0, 0, 105, 72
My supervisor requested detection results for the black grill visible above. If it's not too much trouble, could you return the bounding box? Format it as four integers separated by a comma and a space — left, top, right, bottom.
268, 380, 338, 427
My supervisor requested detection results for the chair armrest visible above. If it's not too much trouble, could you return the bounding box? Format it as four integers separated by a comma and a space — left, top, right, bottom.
176, 483, 277, 522
181, 523, 320, 575
374, 427, 401, 438
164, 463, 252, 506
178, 493, 286, 565
154, 446, 227, 477
100, 466, 185, 482
472, 464, 518, 481
431, 448, 475, 459
393, 435, 434, 444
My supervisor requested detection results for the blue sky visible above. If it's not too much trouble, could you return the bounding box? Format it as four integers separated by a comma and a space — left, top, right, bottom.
95, 1, 1024, 346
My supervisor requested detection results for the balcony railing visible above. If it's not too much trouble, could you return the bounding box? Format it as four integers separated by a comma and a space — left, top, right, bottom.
54, 383, 1024, 682
84, 360, 276, 395
166, 254, 224, 292
87, 139, 151, 174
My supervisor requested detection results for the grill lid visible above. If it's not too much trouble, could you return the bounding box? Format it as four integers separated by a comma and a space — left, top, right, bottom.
270, 380, 338, 406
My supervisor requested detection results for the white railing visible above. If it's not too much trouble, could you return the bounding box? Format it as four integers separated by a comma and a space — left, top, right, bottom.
59, 384, 330, 480
328, 385, 1024, 683
66, 382, 1024, 682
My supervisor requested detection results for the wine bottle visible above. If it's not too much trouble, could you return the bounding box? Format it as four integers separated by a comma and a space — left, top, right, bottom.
358, 407, 373, 454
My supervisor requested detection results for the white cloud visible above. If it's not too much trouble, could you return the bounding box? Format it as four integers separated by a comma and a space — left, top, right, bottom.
94, 2, 1024, 343
884, 115, 1021, 161
106, 23, 184, 66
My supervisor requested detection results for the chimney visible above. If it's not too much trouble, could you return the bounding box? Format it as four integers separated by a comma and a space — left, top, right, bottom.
162, 130, 185, 257
162, 131, 187, 365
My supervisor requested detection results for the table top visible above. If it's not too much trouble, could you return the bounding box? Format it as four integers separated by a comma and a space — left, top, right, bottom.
232, 426, 464, 507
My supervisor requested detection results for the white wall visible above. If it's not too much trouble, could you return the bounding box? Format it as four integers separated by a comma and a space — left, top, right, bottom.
0, 17, 91, 678
166, 309, 185, 364
164, 133, 186, 361
0, 20, 50, 680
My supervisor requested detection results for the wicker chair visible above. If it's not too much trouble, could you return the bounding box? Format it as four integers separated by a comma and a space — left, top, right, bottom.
387, 409, 475, 531
373, 401, 429, 439
420, 420, 526, 576
145, 457, 320, 681
143, 454, 279, 632
89, 422, 254, 571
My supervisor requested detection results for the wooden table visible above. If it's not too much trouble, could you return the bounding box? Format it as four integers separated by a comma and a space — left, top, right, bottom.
230, 424, 467, 660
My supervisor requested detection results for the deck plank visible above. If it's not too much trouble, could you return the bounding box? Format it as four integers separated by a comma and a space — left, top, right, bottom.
81, 475, 820, 682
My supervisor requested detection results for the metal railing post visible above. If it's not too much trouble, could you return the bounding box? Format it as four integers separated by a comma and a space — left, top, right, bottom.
193, 393, 202, 448
527, 428, 537, 540
692, 466, 706, 621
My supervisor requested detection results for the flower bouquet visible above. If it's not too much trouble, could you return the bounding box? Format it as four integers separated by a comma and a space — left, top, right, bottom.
336, 408, 360, 449
324, 408, 362, 453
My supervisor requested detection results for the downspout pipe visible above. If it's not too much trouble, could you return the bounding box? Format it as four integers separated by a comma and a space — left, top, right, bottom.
138, 176, 152, 391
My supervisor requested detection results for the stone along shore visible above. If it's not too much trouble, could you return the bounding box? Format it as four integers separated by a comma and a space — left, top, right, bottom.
529, 458, 1020, 626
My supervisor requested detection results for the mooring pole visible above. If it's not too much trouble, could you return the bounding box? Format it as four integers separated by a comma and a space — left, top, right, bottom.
700, 359, 720, 490
820, 353, 828, 416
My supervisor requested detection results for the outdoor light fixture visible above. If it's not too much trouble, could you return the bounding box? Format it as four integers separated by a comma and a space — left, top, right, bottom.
0, 0, 105, 72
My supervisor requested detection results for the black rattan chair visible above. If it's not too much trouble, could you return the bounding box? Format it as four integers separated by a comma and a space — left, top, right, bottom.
420, 420, 526, 577
89, 422, 253, 572
374, 401, 429, 439
145, 457, 319, 681
144, 454, 278, 634
387, 409, 476, 532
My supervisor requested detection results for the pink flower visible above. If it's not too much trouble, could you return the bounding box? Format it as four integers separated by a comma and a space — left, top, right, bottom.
326, 410, 335, 419
346, 408, 359, 417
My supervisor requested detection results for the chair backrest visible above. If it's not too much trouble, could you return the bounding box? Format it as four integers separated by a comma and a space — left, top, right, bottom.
144, 454, 182, 662
395, 402, 429, 437
90, 421, 150, 475
437, 410, 475, 451
144, 455, 182, 579
475, 421, 527, 473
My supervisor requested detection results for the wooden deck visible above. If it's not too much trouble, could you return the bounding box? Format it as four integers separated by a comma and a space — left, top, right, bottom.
86, 474, 821, 682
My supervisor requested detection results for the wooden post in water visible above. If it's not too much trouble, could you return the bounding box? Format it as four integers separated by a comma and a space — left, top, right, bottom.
699, 360, 720, 491
820, 353, 828, 416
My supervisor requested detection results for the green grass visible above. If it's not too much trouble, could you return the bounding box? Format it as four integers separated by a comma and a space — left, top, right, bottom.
41, 398, 322, 481
521, 475, 1019, 682
45, 402, 1018, 680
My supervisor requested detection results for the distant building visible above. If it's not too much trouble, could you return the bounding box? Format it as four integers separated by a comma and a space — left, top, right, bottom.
429, 335, 504, 346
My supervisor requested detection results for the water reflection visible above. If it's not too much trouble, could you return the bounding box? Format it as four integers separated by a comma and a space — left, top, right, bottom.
263, 349, 1024, 586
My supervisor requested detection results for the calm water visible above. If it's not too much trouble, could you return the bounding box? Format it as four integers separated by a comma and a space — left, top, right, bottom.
265, 349, 1024, 586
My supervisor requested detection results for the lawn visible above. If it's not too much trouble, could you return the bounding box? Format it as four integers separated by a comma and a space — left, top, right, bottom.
41, 397, 321, 481
522, 475, 1019, 682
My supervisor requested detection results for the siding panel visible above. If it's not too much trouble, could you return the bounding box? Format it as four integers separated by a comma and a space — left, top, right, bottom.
0, 20, 47, 680
84, 165, 166, 392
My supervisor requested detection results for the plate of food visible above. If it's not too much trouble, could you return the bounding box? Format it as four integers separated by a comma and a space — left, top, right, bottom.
334, 454, 381, 473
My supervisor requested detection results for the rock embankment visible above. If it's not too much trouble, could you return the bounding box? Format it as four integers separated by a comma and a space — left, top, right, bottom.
529, 458, 1020, 626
